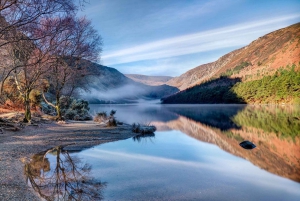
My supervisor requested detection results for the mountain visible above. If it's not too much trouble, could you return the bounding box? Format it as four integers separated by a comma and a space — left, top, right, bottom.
82, 61, 179, 103
167, 23, 300, 91
163, 23, 300, 104
125, 74, 173, 86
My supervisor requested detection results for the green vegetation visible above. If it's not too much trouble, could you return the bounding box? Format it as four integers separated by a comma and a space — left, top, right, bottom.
232, 105, 300, 140
232, 64, 300, 103
221, 61, 251, 76
42, 96, 92, 120
223, 131, 244, 141
162, 64, 300, 104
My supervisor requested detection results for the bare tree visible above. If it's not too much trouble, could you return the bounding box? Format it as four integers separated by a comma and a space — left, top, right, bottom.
0, 0, 76, 48
41, 16, 102, 120
0, 0, 76, 103
0, 1, 100, 122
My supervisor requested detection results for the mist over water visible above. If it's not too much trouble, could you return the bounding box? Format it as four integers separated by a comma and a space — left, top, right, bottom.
80, 82, 178, 104
80, 84, 146, 101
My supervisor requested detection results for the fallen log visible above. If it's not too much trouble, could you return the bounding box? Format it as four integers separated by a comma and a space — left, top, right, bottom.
0, 122, 18, 127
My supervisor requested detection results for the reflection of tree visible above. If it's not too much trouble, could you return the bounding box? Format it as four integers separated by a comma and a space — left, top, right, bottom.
133, 133, 155, 143
232, 105, 300, 140
24, 145, 106, 201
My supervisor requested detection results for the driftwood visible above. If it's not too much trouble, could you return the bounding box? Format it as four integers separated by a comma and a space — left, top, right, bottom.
0, 118, 22, 132
0, 121, 17, 127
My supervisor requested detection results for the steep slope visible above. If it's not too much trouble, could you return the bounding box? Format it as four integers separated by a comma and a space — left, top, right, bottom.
162, 63, 300, 104
167, 23, 300, 91
125, 74, 173, 86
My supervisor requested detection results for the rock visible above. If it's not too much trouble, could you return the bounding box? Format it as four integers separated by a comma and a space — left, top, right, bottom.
239, 140, 256, 149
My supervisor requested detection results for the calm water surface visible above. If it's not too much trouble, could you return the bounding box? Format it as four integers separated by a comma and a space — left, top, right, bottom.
27, 104, 300, 200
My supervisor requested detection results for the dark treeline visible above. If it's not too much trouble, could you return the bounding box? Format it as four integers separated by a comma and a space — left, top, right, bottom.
161, 77, 245, 104
0, 0, 102, 122
162, 64, 300, 104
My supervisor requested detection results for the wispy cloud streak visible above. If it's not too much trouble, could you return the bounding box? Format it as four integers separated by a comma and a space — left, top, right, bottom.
102, 14, 300, 66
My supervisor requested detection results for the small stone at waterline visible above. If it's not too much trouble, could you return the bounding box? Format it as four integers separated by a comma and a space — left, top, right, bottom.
239, 140, 256, 149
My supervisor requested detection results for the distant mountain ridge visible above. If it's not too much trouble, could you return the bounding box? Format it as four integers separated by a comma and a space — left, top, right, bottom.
167, 22, 300, 91
82, 61, 179, 103
125, 74, 173, 86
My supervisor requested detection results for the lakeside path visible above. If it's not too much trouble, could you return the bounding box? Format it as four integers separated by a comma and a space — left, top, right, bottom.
0, 118, 136, 200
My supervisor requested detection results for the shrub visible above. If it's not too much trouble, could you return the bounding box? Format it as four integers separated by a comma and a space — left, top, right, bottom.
94, 110, 117, 127
42, 96, 92, 120
60, 96, 92, 120
132, 123, 156, 134
94, 111, 107, 123
107, 118, 117, 127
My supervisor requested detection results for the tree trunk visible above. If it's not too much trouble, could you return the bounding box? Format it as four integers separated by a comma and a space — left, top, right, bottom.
24, 91, 31, 123
55, 93, 62, 121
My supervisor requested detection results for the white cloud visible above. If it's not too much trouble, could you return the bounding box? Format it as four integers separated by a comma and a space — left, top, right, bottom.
102, 14, 300, 66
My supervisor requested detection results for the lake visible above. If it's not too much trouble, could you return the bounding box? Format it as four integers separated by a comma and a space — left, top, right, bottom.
27, 104, 300, 200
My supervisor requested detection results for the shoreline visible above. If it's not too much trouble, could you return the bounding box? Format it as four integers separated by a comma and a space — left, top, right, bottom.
0, 119, 136, 200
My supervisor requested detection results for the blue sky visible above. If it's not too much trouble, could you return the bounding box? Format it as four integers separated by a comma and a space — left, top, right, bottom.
78, 0, 300, 76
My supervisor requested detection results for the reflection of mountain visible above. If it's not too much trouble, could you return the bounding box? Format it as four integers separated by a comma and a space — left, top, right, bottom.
24, 146, 106, 200
164, 105, 245, 130
153, 114, 300, 182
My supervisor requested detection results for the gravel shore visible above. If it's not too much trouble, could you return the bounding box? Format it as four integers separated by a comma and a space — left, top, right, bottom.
0, 119, 136, 200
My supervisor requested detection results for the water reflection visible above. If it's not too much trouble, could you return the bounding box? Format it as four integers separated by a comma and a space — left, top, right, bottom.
164, 104, 245, 130
24, 146, 106, 201
133, 133, 155, 143
89, 105, 300, 182
90, 104, 300, 183
232, 105, 300, 140
89, 104, 178, 124
64, 104, 300, 200
152, 105, 300, 182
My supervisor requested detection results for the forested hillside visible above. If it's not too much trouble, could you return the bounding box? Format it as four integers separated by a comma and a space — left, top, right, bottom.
231, 64, 300, 103
162, 23, 300, 104
162, 64, 300, 104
